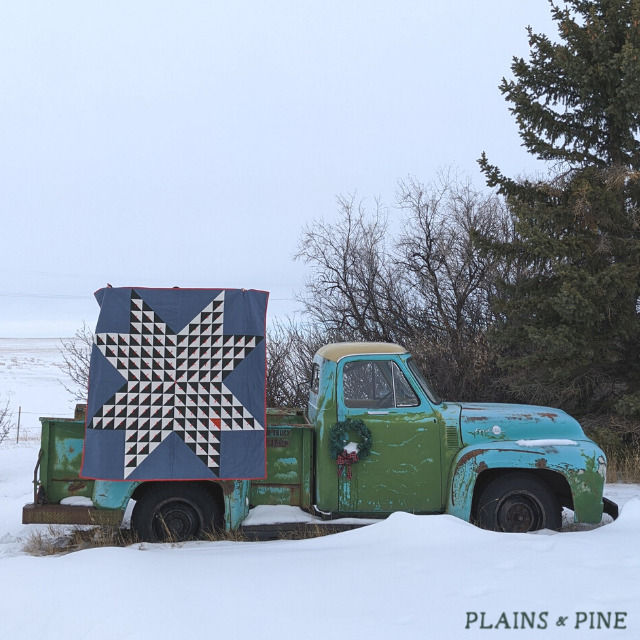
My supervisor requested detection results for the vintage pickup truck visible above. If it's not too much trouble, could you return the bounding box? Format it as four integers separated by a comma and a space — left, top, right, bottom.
23, 342, 617, 539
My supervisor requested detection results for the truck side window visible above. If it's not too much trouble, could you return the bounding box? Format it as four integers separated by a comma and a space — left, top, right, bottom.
393, 362, 419, 407
310, 363, 320, 394
343, 360, 418, 408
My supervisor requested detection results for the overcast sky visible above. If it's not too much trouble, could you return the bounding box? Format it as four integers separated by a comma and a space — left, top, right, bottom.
0, 1, 556, 338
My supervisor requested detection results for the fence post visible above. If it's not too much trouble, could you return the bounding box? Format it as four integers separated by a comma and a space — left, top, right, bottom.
16, 406, 21, 444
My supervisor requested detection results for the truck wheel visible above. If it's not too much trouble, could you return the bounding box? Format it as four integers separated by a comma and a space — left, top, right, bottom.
131, 483, 222, 542
476, 473, 561, 533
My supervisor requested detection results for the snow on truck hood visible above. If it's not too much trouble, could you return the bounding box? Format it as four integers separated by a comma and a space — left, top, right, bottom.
457, 402, 587, 447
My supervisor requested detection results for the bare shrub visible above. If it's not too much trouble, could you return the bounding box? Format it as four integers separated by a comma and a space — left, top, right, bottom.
294, 171, 511, 401
0, 395, 13, 444
57, 321, 93, 403
266, 320, 338, 408
396, 171, 511, 400
295, 194, 416, 344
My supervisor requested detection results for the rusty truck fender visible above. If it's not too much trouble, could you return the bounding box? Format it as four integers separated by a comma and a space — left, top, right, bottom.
91, 479, 251, 531
445, 440, 607, 525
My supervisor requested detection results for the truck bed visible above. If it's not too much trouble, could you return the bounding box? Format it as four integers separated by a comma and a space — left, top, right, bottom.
24, 408, 315, 527
253, 408, 314, 509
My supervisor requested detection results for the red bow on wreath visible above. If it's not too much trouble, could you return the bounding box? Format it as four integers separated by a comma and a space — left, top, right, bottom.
336, 450, 359, 479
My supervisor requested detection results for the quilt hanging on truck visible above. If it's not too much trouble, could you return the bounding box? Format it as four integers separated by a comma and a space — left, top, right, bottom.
80, 287, 268, 481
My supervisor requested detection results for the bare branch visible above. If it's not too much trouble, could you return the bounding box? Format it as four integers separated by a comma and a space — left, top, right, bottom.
57, 321, 93, 403
293, 171, 511, 401
0, 395, 13, 444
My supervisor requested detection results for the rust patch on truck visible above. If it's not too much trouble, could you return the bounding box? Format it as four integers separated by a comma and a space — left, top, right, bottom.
466, 416, 489, 422
451, 450, 490, 508
538, 412, 558, 420
535, 458, 547, 469
217, 481, 236, 496
507, 413, 533, 421
458, 449, 489, 467
67, 481, 88, 493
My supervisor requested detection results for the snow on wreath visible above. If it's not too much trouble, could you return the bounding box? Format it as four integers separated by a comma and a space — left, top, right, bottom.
329, 418, 372, 479
81, 287, 269, 482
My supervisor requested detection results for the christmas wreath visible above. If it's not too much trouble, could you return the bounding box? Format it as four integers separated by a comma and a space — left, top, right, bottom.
329, 418, 373, 479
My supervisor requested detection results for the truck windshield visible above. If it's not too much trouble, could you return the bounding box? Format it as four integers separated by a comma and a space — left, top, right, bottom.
407, 358, 442, 405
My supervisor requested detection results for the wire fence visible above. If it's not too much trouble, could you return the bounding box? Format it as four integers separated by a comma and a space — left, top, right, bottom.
2, 422, 41, 444
1, 405, 79, 445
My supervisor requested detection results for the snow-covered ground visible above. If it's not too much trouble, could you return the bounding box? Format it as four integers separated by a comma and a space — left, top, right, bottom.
0, 338, 76, 441
1, 340, 639, 639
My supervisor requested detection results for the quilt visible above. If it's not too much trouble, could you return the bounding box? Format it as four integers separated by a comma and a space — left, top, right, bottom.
80, 287, 268, 481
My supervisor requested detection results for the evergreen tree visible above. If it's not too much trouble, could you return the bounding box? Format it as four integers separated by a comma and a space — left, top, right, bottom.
479, 0, 640, 419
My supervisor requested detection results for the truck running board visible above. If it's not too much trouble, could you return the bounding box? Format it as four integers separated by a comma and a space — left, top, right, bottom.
241, 521, 377, 541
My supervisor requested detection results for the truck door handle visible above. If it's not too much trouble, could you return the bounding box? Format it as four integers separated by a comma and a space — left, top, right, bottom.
367, 410, 389, 415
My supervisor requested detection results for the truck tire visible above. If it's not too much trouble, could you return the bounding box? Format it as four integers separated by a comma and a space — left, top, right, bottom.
131, 483, 223, 542
476, 473, 561, 533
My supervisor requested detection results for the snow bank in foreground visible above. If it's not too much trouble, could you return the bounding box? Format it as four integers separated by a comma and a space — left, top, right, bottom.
1, 503, 639, 640
1, 443, 640, 640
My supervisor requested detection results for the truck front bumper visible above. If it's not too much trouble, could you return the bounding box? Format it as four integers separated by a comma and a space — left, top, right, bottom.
603, 497, 619, 521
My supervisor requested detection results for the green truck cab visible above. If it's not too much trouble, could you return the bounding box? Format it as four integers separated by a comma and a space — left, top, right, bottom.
23, 342, 617, 539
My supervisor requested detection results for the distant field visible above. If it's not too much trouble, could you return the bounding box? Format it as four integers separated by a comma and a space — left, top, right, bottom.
0, 338, 77, 439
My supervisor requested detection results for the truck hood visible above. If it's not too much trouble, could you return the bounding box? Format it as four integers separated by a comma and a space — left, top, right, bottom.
458, 402, 587, 447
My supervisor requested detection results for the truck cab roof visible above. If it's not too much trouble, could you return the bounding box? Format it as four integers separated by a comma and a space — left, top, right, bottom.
315, 342, 408, 362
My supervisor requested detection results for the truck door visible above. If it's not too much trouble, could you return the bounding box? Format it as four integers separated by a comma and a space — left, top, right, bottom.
337, 356, 442, 514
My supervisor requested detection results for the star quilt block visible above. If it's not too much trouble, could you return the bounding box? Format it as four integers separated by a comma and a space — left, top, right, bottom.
81, 287, 268, 481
